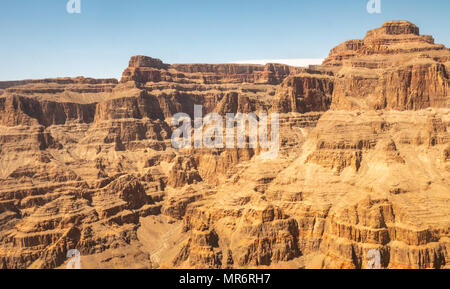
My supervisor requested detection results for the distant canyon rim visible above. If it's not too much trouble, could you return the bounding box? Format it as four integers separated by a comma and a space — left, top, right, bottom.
0, 20, 449, 269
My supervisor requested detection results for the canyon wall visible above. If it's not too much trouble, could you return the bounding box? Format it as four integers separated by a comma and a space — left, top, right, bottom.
0, 21, 449, 269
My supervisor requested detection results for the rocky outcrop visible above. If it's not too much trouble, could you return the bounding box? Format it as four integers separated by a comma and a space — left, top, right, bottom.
0, 95, 97, 127
273, 74, 334, 113
121, 56, 168, 83
121, 56, 303, 85
322, 20, 449, 110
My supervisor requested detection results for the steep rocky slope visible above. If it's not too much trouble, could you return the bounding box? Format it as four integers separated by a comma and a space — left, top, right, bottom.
0, 21, 449, 269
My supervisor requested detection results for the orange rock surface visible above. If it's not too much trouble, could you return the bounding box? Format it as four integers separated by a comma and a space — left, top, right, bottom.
0, 21, 449, 269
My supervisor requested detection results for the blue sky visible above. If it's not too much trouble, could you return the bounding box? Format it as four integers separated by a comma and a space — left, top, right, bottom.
1, 0, 449, 80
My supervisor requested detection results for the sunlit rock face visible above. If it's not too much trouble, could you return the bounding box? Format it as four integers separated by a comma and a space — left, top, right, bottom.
0, 21, 449, 269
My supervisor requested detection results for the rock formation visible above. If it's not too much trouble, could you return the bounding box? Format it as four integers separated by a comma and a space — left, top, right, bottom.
0, 21, 449, 269
323, 20, 449, 110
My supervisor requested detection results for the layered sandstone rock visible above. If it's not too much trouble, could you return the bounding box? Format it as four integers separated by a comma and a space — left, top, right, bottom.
121, 56, 304, 85
0, 21, 449, 269
273, 74, 334, 113
322, 20, 449, 111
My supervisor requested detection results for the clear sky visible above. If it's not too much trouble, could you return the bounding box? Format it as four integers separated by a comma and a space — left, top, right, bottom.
1, 0, 449, 80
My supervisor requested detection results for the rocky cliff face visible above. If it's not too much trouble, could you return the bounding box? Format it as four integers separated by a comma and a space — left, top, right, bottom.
323, 21, 449, 111
0, 21, 449, 269
273, 73, 334, 113
122, 55, 304, 85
